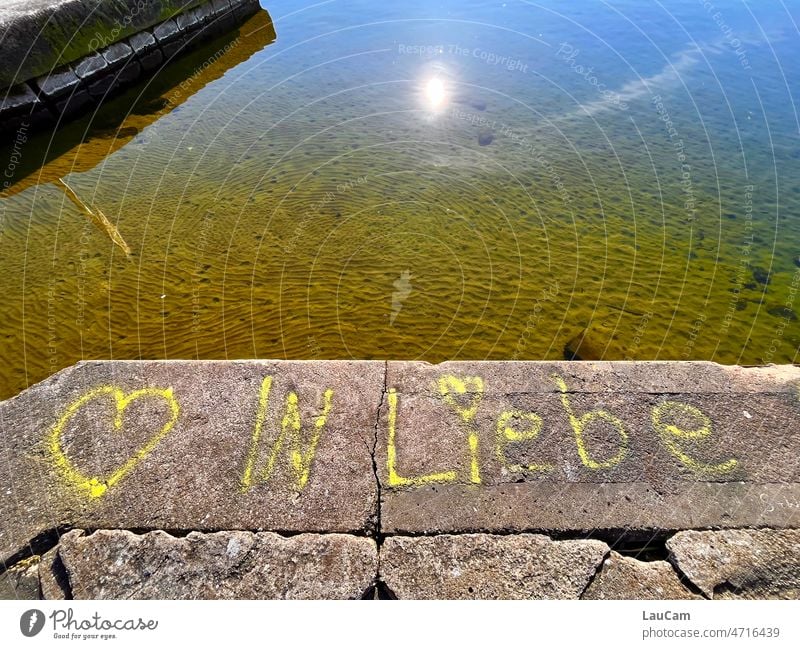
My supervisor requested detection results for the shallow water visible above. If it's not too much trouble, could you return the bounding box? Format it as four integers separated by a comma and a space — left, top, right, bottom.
1, 0, 799, 399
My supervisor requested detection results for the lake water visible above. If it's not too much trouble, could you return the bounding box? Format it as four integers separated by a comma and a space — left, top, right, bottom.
1, 0, 799, 399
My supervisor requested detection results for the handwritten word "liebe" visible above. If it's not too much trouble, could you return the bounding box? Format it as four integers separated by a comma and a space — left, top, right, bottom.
387, 374, 737, 489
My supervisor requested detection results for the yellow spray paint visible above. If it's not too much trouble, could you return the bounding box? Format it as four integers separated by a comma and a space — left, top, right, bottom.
495, 409, 553, 472
48, 386, 180, 498
552, 375, 628, 469
240, 376, 273, 491
386, 388, 457, 487
437, 375, 484, 483
241, 376, 333, 492
652, 401, 738, 475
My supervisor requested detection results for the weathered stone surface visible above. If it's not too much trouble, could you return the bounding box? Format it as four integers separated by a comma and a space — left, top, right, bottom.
0, 361, 381, 564
379, 361, 800, 533
582, 551, 699, 600
3, 359, 799, 566
176, 8, 204, 32
381, 534, 608, 599
0, 0, 206, 88
73, 53, 108, 80
57, 529, 376, 599
153, 18, 182, 43
212, 0, 233, 14
0, 557, 40, 599
101, 42, 134, 68
35, 66, 79, 98
127, 31, 158, 54
667, 529, 800, 599
0, 83, 40, 114
39, 545, 69, 600
192, 2, 215, 24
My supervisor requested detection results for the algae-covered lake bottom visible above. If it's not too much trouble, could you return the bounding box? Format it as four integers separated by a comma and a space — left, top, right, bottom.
1, 0, 799, 400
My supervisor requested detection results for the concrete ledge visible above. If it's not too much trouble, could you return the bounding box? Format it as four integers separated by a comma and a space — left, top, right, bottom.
1, 360, 799, 598
0, 0, 208, 87
0, 0, 263, 137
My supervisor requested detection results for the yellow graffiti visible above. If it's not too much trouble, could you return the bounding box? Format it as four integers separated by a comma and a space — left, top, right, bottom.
48, 386, 180, 498
437, 375, 483, 483
241, 376, 273, 491
495, 410, 553, 472
241, 376, 333, 492
387, 388, 457, 487
553, 375, 628, 470
652, 401, 738, 475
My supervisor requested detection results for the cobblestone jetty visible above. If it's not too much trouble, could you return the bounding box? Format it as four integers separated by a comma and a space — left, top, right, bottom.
0, 0, 264, 136
1, 360, 799, 599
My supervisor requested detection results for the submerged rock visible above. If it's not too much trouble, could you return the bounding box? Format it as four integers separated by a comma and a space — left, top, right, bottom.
752, 267, 771, 285
564, 321, 625, 360
478, 130, 494, 146
767, 305, 798, 321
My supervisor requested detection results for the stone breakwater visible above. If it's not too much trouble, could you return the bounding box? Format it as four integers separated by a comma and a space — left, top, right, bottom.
1, 360, 799, 599
0, 0, 261, 138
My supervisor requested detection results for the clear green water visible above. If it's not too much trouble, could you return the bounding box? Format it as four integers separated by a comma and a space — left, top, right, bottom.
1, 0, 799, 399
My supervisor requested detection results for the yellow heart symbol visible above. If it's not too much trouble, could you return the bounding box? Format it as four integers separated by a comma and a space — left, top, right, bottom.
436, 374, 484, 423
48, 386, 180, 498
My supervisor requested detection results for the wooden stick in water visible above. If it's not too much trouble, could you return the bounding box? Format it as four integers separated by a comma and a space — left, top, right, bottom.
55, 178, 132, 257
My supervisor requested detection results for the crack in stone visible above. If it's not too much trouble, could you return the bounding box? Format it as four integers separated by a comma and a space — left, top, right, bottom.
665, 536, 711, 600
1, 525, 73, 576
578, 544, 611, 599
370, 361, 388, 541
44, 550, 74, 600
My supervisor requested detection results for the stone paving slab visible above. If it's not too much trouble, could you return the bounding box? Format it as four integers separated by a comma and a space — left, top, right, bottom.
582, 551, 699, 600
53, 529, 377, 599
380, 533, 608, 599
667, 529, 800, 599
0, 361, 382, 564
379, 361, 800, 533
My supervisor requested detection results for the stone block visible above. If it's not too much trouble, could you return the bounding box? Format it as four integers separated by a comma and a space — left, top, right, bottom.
582, 551, 699, 599
379, 361, 800, 534
35, 66, 79, 98
380, 533, 608, 599
0, 360, 382, 564
127, 31, 157, 55
101, 41, 134, 68
57, 529, 377, 599
667, 529, 800, 599
0, 83, 40, 115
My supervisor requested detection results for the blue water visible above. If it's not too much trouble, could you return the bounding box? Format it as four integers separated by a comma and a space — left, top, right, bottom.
0, 0, 798, 398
